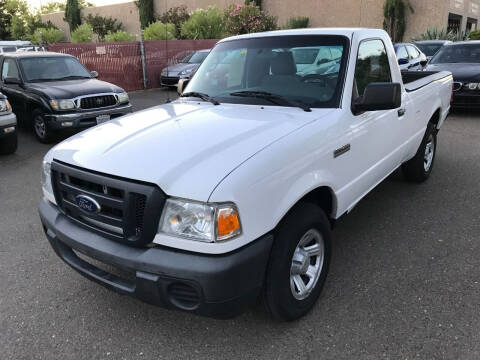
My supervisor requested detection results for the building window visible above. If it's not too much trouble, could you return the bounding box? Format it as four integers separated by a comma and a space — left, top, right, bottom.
467, 17, 478, 31
448, 13, 462, 32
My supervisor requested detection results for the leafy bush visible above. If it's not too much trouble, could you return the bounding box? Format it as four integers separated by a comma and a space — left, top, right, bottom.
31, 27, 64, 43
104, 30, 136, 42
143, 21, 175, 40
412, 27, 470, 42
71, 23, 93, 42
84, 13, 122, 41
181, 7, 224, 39
224, 3, 277, 36
284, 16, 309, 29
470, 30, 480, 40
157, 5, 189, 39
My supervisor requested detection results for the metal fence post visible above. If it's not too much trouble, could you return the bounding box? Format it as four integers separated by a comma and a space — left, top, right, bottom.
140, 30, 148, 89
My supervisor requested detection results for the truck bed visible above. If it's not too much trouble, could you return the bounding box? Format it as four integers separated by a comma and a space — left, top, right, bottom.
402, 70, 452, 92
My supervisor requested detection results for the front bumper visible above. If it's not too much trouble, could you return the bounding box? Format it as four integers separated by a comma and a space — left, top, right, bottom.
452, 92, 480, 108
160, 75, 180, 86
0, 112, 17, 138
39, 199, 273, 318
44, 104, 133, 129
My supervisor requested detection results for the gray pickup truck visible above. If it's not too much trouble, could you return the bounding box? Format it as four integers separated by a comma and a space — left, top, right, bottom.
0, 92, 17, 154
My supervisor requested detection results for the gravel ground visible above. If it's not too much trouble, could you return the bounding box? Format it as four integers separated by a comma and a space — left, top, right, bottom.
1, 92, 479, 359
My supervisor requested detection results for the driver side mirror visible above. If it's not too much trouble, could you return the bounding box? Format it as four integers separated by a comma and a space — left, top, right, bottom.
90, 71, 99, 78
352, 82, 401, 114
177, 78, 190, 95
398, 58, 409, 65
3, 77, 22, 85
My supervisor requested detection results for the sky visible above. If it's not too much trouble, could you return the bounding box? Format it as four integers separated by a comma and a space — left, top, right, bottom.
26, 0, 132, 10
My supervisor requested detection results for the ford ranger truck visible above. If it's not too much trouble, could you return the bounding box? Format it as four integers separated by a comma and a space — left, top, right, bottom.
0, 93, 17, 154
39, 29, 453, 321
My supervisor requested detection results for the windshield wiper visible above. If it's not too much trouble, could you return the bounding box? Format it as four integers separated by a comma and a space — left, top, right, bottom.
53, 75, 91, 80
229, 91, 311, 112
180, 91, 220, 105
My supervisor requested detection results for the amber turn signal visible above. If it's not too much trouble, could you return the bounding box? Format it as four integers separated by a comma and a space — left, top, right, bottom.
216, 207, 241, 240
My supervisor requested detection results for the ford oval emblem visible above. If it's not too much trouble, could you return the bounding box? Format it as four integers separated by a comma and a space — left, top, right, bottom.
75, 195, 101, 214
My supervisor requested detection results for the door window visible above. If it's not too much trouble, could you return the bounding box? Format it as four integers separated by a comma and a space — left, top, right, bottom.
396, 46, 408, 60
406, 45, 420, 59
1, 59, 20, 80
353, 39, 392, 99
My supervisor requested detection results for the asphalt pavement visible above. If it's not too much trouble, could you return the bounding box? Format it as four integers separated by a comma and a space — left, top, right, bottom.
1, 91, 479, 359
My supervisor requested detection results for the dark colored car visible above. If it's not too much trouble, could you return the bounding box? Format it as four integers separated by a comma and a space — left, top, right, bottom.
394, 43, 427, 71
160, 49, 210, 87
426, 41, 480, 108
0, 52, 132, 143
414, 40, 452, 61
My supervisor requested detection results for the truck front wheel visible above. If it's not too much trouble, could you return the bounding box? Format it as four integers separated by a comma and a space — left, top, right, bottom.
402, 122, 437, 182
263, 202, 332, 321
32, 110, 54, 144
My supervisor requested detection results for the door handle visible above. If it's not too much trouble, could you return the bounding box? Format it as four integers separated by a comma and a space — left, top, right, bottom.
398, 108, 406, 117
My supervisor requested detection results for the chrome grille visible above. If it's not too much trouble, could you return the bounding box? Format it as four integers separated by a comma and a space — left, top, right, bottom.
51, 161, 166, 247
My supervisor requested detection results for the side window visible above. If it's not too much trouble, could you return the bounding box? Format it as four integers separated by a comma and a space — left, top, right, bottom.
1, 59, 20, 80
406, 45, 420, 59
397, 46, 408, 60
353, 39, 392, 99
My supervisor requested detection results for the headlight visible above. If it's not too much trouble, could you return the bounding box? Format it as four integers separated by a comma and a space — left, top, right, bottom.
0, 99, 11, 113
41, 160, 55, 201
465, 82, 480, 90
179, 68, 194, 76
159, 198, 242, 242
50, 99, 75, 110
117, 92, 129, 103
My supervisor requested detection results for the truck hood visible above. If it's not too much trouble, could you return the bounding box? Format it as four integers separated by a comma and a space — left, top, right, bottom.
49, 101, 333, 201
25, 79, 124, 99
426, 63, 480, 82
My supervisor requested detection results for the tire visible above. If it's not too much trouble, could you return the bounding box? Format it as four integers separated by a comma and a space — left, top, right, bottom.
263, 202, 332, 321
32, 109, 55, 144
0, 132, 18, 155
402, 122, 437, 182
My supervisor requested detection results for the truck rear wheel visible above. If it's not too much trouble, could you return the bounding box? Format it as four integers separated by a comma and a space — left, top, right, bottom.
263, 202, 332, 321
402, 122, 437, 182
0, 132, 17, 155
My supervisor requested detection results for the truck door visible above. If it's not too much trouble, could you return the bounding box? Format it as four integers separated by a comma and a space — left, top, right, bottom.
1, 58, 24, 120
337, 38, 405, 213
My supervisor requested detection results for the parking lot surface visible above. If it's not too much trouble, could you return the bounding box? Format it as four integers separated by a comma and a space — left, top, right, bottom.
1, 90, 479, 359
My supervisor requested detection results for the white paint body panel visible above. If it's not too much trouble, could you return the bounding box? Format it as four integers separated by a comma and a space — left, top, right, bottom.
45, 28, 453, 254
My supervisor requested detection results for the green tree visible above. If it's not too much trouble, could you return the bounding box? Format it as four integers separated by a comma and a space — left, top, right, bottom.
136, 0, 154, 29
157, 5, 189, 39
0, 0, 13, 39
71, 23, 92, 42
5, 0, 43, 40
65, 0, 81, 31
143, 21, 175, 40
383, 0, 414, 42
181, 7, 224, 39
40, 1, 65, 14
84, 13, 122, 41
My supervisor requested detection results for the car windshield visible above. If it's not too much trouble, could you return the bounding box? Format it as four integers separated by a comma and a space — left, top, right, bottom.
415, 43, 443, 57
20, 56, 92, 82
181, 51, 209, 64
185, 35, 348, 108
430, 44, 480, 64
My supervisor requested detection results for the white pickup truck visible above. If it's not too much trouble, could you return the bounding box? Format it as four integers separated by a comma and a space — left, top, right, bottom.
0, 93, 17, 154
39, 28, 453, 321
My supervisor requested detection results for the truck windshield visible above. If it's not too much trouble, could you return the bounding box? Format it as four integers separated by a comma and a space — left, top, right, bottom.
415, 43, 443, 57
20, 56, 92, 82
185, 35, 349, 109
430, 44, 480, 64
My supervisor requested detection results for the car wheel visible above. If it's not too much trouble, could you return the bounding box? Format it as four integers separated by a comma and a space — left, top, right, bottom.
32, 110, 54, 144
0, 132, 18, 155
402, 122, 437, 182
263, 202, 332, 321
